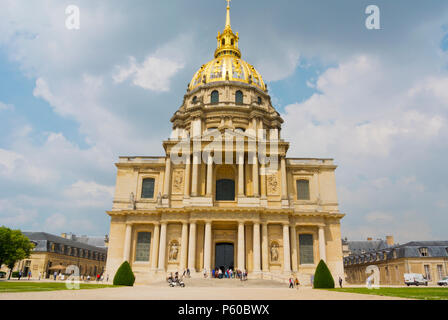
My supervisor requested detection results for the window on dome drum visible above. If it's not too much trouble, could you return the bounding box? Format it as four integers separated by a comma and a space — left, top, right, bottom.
222, 39, 225, 46
135, 232, 151, 262
235, 90, 243, 104
299, 234, 314, 264
216, 179, 235, 201
211, 90, 219, 104
192, 96, 197, 104
141, 178, 155, 199
419, 247, 429, 257
257, 97, 262, 105
231, 39, 234, 45
296, 180, 310, 200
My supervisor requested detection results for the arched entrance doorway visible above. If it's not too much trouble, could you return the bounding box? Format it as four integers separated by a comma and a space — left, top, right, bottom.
215, 243, 234, 272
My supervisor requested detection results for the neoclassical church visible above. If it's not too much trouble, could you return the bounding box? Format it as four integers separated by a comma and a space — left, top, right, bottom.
105, 3, 345, 284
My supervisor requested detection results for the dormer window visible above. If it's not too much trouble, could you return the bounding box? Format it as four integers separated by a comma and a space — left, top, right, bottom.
419, 247, 429, 257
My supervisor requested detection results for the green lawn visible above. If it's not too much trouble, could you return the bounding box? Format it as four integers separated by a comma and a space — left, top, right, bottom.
0, 281, 117, 293
327, 287, 448, 300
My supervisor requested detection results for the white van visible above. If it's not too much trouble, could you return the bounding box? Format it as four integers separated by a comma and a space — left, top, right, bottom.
404, 273, 428, 286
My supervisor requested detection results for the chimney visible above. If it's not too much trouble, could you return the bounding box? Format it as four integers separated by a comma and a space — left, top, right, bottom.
386, 235, 394, 246
367, 237, 373, 241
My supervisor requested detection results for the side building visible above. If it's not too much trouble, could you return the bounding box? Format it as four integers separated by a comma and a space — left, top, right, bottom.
344, 240, 448, 285
2, 232, 108, 279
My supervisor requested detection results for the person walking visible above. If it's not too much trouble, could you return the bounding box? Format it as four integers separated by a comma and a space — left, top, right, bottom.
18, 271, 22, 280
28, 271, 32, 280
289, 277, 294, 289
53, 271, 57, 281
339, 276, 343, 288
294, 277, 300, 290
38, 272, 42, 280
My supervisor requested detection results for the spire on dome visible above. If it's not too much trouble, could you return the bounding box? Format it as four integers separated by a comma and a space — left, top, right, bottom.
225, 0, 231, 29
215, 0, 241, 58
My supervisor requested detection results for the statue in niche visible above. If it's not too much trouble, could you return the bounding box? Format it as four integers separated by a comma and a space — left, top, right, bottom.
270, 242, 279, 262
129, 192, 136, 210
169, 242, 179, 261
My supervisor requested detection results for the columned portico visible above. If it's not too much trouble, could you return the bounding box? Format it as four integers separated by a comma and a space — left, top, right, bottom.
150, 223, 160, 270
180, 223, 189, 270
261, 223, 269, 272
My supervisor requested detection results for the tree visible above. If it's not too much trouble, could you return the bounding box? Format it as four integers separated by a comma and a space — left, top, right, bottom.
113, 261, 135, 286
313, 259, 335, 289
0, 227, 34, 279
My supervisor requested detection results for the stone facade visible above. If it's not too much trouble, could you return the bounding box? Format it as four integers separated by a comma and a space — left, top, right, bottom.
105, 3, 345, 285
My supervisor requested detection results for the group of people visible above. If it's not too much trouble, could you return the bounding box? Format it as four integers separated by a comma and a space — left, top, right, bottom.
288, 277, 300, 289
202, 268, 248, 281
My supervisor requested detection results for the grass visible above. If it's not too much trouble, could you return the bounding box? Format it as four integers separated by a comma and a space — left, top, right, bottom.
327, 287, 448, 300
0, 281, 118, 293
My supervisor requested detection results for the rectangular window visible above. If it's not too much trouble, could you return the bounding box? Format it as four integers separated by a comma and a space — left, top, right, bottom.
296, 180, 310, 200
135, 232, 151, 262
141, 178, 155, 199
437, 265, 444, 280
299, 234, 314, 264
424, 265, 431, 281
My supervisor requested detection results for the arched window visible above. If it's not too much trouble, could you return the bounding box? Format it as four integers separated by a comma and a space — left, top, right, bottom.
296, 179, 310, 200
216, 179, 235, 201
141, 178, 155, 199
231, 39, 234, 45
192, 96, 197, 104
299, 234, 314, 264
257, 97, 262, 105
211, 90, 219, 104
235, 90, 243, 104
222, 39, 225, 46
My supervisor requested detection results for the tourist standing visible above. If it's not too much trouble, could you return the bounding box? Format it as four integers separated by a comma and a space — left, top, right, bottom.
289, 277, 294, 289
38, 272, 42, 280
53, 271, 57, 280
294, 277, 300, 289
28, 271, 32, 280
339, 276, 343, 288
18, 271, 22, 280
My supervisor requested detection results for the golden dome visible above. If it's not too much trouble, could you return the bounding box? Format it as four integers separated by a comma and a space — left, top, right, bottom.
188, 1, 266, 92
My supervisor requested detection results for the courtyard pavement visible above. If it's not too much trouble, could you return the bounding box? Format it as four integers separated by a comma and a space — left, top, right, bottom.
0, 279, 408, 300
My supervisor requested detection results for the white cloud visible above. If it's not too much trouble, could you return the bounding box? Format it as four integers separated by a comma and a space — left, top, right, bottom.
113, 55, 184, 91
63, 180, 114, 207
0, 101, 14, 111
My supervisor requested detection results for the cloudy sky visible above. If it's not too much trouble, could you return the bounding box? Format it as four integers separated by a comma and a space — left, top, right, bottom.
0, 0, 447, 243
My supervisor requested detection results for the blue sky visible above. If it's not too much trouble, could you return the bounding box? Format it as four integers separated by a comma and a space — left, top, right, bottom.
0, 0, 448, 243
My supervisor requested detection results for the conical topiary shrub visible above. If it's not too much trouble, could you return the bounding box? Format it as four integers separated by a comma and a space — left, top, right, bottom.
313, 259, 335, 289
113, 261, 135, 286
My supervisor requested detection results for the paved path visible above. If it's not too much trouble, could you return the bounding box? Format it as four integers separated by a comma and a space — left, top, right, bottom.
0, 279, 407, 300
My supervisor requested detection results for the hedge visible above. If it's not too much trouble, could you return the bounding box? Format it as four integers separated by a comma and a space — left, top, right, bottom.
313, 260, 335, 288
113, 261, 135, 286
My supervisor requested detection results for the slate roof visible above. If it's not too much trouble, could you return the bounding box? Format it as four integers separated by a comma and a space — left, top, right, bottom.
345, 240, 390, 255
23, 232, 107, 254
344, 240, 448, 265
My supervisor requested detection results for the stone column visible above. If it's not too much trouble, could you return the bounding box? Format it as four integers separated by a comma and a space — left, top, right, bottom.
283, 224, 291, 273
158, 223, 168, 271
123, 223, 132, 262
163, 156, 172, 197
261, 223, 269, 272
290, 225, 298, 272
184, 154, 191, 198
252, 153, 259, 197
281, 157, 288, 200
253, 222, 261, 272
188, 222, 197, 272
260, 164, 267, 198
238, 152, 245, 197
203, 221, 212, 272
206, 153, 213, 197
238, 222, 245, 270
150, 223, 160, 270
180, 223, 189, 271
191, 152, 199, 197
319, 226, 327, 262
